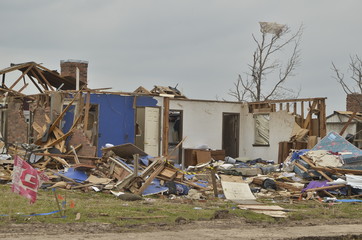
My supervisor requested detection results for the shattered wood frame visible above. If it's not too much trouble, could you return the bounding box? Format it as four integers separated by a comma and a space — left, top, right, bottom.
0, 62, 87, 95
248, 97, 327, 138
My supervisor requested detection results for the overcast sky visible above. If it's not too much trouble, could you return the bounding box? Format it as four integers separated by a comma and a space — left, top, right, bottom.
1, 0, 361, 114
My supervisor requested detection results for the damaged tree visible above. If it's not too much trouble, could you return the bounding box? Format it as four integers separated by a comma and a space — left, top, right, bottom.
229, 22, 303, 102
332, 55, 362, 112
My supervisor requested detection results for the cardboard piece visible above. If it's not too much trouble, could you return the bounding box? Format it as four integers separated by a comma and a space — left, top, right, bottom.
102, 143, 147, 159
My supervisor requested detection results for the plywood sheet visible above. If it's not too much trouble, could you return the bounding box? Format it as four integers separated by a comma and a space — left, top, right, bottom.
221, 180, 256, 201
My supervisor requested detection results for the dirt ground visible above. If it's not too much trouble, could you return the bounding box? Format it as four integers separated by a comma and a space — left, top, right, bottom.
0, 218, 362, 240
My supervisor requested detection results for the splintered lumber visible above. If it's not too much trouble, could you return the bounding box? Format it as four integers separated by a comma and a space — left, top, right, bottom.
304, 184, 346, 192
45, 129, 74, 148
50, 156, 70, 168
340, 111, 357, 136
48, 90, 82, 134
108, 156, 133, 181
300, 155, 333, 182
312, 166, 362, 175
66, 144, 82, 155
294, 162, 316, 177
158, 167, 177, 180
211, 167, 218, 197
34, 152, 99, 160
136, 160, 166, 195
70, 145, 80, 164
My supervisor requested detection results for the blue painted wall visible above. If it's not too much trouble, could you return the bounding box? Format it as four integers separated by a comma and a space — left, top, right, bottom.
136, 95, 158, 107
90, 94, 135, 156
90, 94, 158, 156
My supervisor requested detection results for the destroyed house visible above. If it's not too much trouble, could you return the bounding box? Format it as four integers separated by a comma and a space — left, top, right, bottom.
0, 61, 327, 168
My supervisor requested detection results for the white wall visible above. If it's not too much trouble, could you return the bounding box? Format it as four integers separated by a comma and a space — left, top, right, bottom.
239, 106, 296, 162
163, 98, 297, 163
169, 99, 241, 150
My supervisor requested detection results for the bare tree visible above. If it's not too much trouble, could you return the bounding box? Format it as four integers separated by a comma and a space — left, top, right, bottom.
332, 55, 362, 94
229, 22, 303, 102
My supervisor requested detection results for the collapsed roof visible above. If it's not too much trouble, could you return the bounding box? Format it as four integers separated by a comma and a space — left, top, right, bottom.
0, 62, 87, 95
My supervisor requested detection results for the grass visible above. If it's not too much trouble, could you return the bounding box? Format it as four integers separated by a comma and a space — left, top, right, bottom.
1, 184, 361, 227
0, 185, 239, 226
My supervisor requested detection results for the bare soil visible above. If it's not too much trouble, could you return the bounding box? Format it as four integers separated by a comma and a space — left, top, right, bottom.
0, 216, 361, 239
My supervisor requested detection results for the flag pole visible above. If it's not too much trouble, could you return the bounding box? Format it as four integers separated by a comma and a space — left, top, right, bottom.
52, 188, 63, 218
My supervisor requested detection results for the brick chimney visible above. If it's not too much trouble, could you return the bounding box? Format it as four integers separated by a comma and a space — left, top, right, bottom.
346, 93, 362, 112
60, 60, 88, 88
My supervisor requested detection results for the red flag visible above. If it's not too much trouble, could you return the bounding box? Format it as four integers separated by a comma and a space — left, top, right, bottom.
12, 155, 48, 204
69, 200, 75, 208
57, 194, 64, 200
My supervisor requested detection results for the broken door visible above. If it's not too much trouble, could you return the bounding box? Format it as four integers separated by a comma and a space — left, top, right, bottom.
222, 113, 240, 158
135, 107, 160, 156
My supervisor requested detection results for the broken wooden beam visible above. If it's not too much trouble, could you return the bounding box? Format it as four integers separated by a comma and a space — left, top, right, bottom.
304, 184, 346, 192
300, 155, 333, 182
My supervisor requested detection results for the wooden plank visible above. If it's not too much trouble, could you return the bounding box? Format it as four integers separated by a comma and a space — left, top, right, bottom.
136, 160, 166, 195
34, 152, 99, 160
211, 168, 218, 197
50, 156, 70, 168
303, 101, 318, 129
48, 90, 82, 133
248, 97, 327, 105
83, 91, 91, 131
44, 129, 74, 148
29, 68, 49, 91
294, 162, 315, 177
162, 97, 170, 156
312, 166, 362, 175
9, 64, 33, 90
319, 99, 327, 137
27, 74, 44, 93
70, 145, 81, 164
32, 66, 55, 91
340, 111, 357, 136
18, 82, 29, 93
159, 167, 177, 180
305, 184, 346, 192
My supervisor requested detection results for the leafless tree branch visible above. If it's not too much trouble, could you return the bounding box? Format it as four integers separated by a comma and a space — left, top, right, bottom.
230, 23, 303, 102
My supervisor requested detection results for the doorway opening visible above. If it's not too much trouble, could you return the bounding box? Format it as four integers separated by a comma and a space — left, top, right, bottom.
222, 113, 240, 158
168, 110, 183, 164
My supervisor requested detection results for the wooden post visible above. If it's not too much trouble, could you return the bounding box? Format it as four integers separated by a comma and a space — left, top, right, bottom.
210, 168, 218, 197
83, 91, 91, 131
133, 154, 139, 177
319, 99, 327, 137
162, 97, 170, 156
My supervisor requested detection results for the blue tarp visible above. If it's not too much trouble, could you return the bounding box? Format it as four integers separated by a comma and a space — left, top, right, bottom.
59, 168, 88, 183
